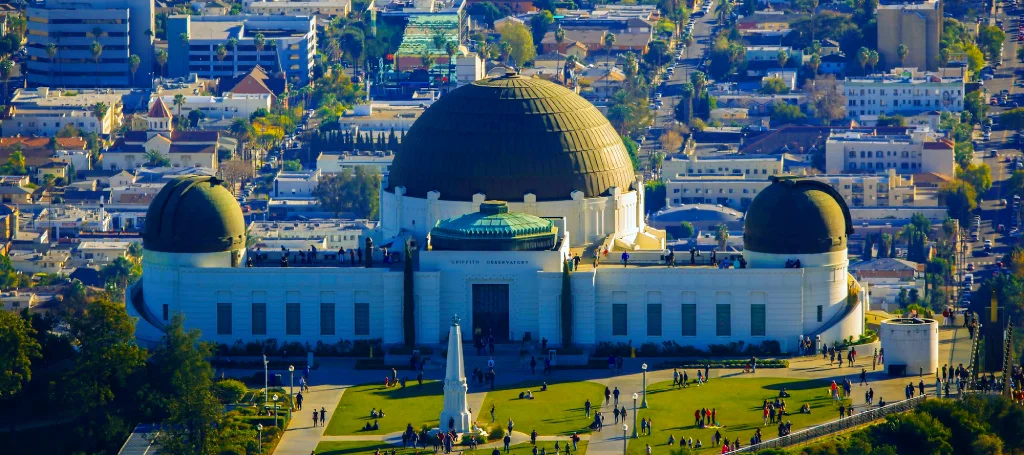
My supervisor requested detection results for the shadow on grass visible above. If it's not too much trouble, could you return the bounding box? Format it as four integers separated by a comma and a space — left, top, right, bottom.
760, 378, 831, 392
365, 381, 444, 399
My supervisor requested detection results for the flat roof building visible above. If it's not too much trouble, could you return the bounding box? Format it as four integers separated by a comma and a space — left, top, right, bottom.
2, 87, 124, 137
824, 127, 954, 176
843, 67, 965, 119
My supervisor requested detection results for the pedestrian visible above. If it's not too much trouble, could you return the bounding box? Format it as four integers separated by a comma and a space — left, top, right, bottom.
304, 364, 311, 380
508, 418, 515, 434
614, 387, 620, 405
838, 404, 845, 419
491, 404, 496, 423
705, 364, 710, 382
504, 434, 512, 453
313, 409, 319, 427
622, 251, 630, 267
860, 368, 867, 385
321, 407, 326, 426
585, 399, 592, 418
614, 406, 621, 423
296, 392, 303, 410
605, 387, 611, 405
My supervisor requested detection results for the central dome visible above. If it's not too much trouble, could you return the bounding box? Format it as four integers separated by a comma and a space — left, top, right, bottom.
387, 73, 636, 201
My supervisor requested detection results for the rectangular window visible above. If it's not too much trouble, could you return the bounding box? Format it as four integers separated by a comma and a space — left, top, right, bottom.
252, 303, 267, 335
817, 305, 823, 322
320, 303, 336, 335
162, 304, 168, 321
612, 303, 628, 336
750, 304, 766, 337
715, 300, 731, 337
217, 302, 232, 335
354, 302, 370, 335
286, 302, 300, 335
647, 304, 663, 336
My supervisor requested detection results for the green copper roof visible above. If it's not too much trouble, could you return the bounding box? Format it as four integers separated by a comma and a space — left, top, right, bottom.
388, 73, 636, 202
431, 201, 558, 251
143, 176, 246, 254
743, 177, 853, 255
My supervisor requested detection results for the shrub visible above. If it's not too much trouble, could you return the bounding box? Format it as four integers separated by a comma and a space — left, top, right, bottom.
218, 446, 246, 455
214, 379, 249, 403
488, 426, 505, 441
594, 342, 633, 357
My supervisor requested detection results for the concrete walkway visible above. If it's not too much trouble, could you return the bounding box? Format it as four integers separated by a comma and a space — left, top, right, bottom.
273, 319, 973, 455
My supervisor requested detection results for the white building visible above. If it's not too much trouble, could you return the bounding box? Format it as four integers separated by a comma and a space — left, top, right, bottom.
662, 154, 784, 179
128, 76, 864, 353
273, 169, 320, 198
54, 149, 92, 171
316, 152, 394, 175
245, 0, 351, 16
843, 68, 965, 119
151, 93, 272, 121
824, 127, 955, 176
1, 88, 123, 137
73, 240, 133, 267
9, 249, 71, 275
248, 219, 376, 250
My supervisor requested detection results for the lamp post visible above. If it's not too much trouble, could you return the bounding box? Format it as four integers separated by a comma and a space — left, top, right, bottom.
263, 354, 270, 406
289, 365, 295, 421
641, 363, 648, 408
272, 393, 280, 428
631, 392, 638, 438
622, 424, 628, 455
257, 423, 263, 455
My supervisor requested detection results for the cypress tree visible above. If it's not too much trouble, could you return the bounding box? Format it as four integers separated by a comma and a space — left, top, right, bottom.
560, 261, 573, 347
863, 238, 873, 260
403, 240, 415, 346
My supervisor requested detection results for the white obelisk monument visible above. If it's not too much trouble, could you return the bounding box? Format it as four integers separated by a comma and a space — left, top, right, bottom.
439, 315, 472, 433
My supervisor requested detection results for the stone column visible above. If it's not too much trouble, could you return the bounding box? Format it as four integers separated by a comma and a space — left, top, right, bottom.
439, 315, 473, 433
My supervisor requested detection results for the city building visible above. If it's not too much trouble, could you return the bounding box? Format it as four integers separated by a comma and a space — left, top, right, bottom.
0, 291, 39, 313
316, 151, 394, 175
166, 15, 317, 85
665, 169, 920, 210
72, 240, 132, 267
104, 98, 221, 171
248, 219, 376, 250
129, 76, 866, 352
272, 169, 319, 198
843, 67, 964, 119
877, 0, 942, 71
824, 127, 955, 176
9, 249, 70, 275
244, 0, 351, 16
2, 87, 123, 137
662, 154, 784, 179
151, 92, 272, 120
222, 66, 289, 107
25, 0, 155, 87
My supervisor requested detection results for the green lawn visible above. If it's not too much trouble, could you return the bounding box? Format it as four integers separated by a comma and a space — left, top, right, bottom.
623, 377, 848, 455
476, 380, 606, 436
316, 440, 589, 455
325, 381, 444, 436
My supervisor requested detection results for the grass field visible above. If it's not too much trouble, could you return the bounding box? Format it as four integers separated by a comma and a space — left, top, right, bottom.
623, 377, 849, 455
316, 440, 589, 455
476, 380, 606, 436
325, 381, 444, 436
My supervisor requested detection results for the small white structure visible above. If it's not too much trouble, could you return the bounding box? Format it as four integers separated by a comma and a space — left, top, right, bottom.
439, 315, 472, 433
880, 317, 939, 376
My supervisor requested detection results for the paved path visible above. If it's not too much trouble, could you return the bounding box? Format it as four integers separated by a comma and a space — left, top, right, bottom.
273, 319, 973, 455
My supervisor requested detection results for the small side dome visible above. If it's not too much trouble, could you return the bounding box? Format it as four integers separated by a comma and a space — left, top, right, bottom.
743, 177, 853, 255
430, 201, 557, 251
143, 176, 245, 254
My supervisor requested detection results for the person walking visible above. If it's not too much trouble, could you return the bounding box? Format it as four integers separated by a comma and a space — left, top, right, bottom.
508, 418, 515, 434
320, 407, 326, 426
613, 407, 621, 424
491, 404, 496, 423
585, 399, 592, 418
605, 387, 611, 405
613, 387, 620, 406
621, 251, 630, 267
860, 368, 868, 385
296, 392, 304, 410
313, 409, 319, 427
503, 434, 512, 453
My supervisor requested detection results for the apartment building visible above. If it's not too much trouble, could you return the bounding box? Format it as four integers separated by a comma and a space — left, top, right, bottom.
25, 0, 154, 87
877, 0, 942, 71
843, 68, 965, 119
824, 127, 955, 176
166, 15, 316, 85
244, 0, 351, 16
665, 169, 919, 210
151, 93, 271, 120
1, 87, 123, 136
661, 153, 784, 179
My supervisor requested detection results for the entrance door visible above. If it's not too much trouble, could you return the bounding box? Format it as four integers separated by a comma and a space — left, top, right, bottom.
472, 284, 510, 342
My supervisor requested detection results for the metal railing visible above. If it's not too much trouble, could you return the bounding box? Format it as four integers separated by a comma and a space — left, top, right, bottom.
731, 395, 927, 453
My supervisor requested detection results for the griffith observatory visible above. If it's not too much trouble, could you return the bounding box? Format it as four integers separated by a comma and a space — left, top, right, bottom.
128, 73, 865, 351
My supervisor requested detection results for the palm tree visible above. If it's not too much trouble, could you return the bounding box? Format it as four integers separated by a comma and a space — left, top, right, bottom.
129, 54, 140, 86
216, 44, 227, 64
857, 46, 870, 74
777, 48, 789, 69
92, 102, 109, 135
254, 33, 266, 69
420, 51, 435, 71
477, 41, 490, 63
90, 41, 103, 87
227, 37, 239, 75
156, 49, 168, 77
715, 0, 733, 26
554, 26, 566, 82
92, 26, 104, 41
603, 32, 616, 71
563, 54, 577, 86
173, 93, 185, 118
145, 149, 169, 167
715, 224, 729, 250
806, 0, 820, 41
809, 53, 821, 75
690, 70, 707, 97
500, 41, 512, 65
46, 43, 57, 85
679, 81, 694, 123
0, 58, 12, 104
897, 43, 909, 66
445, 41, 457, 92
867, 50, 879, 73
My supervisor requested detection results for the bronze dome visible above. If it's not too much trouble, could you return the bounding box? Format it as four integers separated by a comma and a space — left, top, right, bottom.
143, 176, 246, 254
387, 73, 636, 201
744, 177, 853, 255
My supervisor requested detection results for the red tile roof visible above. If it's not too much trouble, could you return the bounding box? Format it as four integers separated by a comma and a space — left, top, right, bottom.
148, 97, 172, 119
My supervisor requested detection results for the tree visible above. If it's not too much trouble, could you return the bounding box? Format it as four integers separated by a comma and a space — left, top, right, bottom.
530, 11, 554, 49
867, 50, 879, 73
777, 48, 789, 68
498, 22, 535, 66
47, 43, 59, 86
958, 163, 992, 196
675, 81, 694, 123
760, 76, 790, 94
876, 114, 907, 127
770, 101, 806, 124
897, 43, 909, 65
499, 40, 512, 64
187, 108, 205, 128
403, 240, 415, 346
808, 53, 821, 74
445, 41, 458, 92
804, 75, 847, 124
253, 32, 266, 68
100, 256, 137, 289
0, 310, 41, 397
857, 46, 871, 74
128, 54, 141, 86
220, 159, 253, 193
313, 166, 382, 219
942, 217, 957, 239
604, 32, 616, 70
972, 434, 1004, 455
863, 238, 873, 260
644, 40, 672, 69
173, 93, 185, 117
1000, 108, 1024, 130
660, 128, 683, 152
7, 149, 25, 175
560, 260, 573, 347
155, 49, 168, 77
467, 2, 504, 28
715, 0, 734, 25
0, 58, 12, 103
215, 44, 227, 64
978, 25, 1007, 61
965, 91, 988, 125
92, 102, 109, 132
145, 149, 170, 167
679, 221, 695, 238
715, 224, 729, 250
937, 179, 978, 225
152, 314, 223, 455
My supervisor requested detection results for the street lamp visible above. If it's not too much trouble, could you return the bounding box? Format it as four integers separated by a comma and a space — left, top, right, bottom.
272, 393, 280, 428
641, 363, 649, 408
263, 354, 269, 405
631, 392, 638, 438
288, 365, 295, 421
257, 423, 263, 455
622, 424, 628, 455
